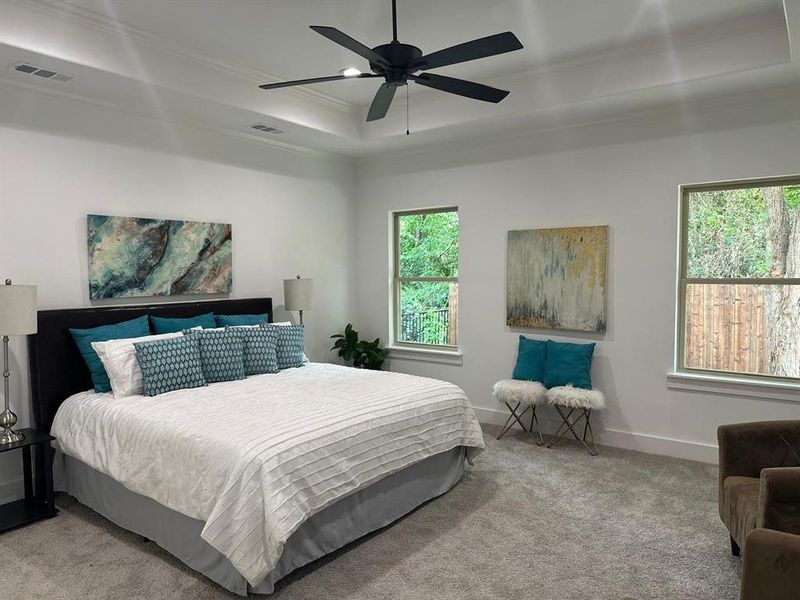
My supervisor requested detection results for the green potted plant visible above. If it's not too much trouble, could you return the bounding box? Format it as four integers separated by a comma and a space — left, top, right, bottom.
330, 324, 389, 370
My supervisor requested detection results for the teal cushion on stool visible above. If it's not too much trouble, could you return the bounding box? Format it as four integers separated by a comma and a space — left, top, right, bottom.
512, 336, 547, 382
70, 315, 150, 392
543, 340, 595, 389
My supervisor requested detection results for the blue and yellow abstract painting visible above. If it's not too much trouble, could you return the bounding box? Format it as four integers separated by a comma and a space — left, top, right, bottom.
507, 226, 607, 332
87, 214, 232, 300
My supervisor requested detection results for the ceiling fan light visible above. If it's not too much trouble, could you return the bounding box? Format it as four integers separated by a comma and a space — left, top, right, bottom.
340, 67, 362, 77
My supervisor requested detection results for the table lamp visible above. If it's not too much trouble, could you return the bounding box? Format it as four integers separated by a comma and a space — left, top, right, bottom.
0, 279, 37, 445
283, 275, 313, 325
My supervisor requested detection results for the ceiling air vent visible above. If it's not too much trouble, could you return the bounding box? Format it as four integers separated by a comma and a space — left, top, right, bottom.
11, 63, 74, 83
249, 123, 284, 134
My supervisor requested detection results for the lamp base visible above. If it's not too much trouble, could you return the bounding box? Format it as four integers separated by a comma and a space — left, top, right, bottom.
0, 428, 24, 445
0, 408, 24, 445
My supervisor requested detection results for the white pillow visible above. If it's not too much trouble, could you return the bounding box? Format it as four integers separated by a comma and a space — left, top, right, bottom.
92, 332, 182, 398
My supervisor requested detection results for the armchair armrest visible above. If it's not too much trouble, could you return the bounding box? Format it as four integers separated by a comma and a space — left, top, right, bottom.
718, 421, 800, 482
740, 528, 800, 600
759, 467, 800, 534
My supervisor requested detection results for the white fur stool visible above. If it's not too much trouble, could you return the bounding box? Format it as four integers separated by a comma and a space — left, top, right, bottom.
545, 385, 605, 456
492, 379, 547, 444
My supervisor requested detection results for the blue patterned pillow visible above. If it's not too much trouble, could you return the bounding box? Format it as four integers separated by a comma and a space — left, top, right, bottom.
183, 328, 245, 383
133, 335, 207, 396
262, 324, 305, 370
231, 327, 278, 375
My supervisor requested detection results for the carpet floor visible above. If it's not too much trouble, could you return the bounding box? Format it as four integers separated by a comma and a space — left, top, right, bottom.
3, 430, 741, 600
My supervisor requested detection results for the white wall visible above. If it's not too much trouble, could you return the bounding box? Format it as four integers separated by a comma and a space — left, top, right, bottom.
0, 86, 357, 500
355, 90, 800, 463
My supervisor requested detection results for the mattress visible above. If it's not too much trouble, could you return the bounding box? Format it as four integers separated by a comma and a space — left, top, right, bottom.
51, 363, 485, 587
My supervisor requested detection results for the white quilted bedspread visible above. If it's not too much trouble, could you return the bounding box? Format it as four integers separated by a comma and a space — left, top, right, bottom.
51, 363, 485, 585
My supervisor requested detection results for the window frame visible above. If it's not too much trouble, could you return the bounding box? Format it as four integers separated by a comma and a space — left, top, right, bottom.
391, 206, 459, 352
676, 175, 800, 384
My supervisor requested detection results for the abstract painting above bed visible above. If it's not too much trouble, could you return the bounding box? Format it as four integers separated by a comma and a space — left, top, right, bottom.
506, 225, 607, 333
87, 214, 232, 299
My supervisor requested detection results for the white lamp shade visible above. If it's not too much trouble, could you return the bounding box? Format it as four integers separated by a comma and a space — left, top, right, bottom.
283, 277, 313, 311
0, 284, 37, 335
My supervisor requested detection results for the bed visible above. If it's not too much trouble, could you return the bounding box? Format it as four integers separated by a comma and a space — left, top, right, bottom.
29, 298, 485, 596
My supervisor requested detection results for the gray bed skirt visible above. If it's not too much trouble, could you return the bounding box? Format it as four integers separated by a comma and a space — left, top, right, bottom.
54, 447, 466, 596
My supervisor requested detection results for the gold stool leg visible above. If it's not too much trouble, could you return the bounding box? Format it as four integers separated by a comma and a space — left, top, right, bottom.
546, 405, 599, 456
530, 405, 544, 446
496, 402, 532, 440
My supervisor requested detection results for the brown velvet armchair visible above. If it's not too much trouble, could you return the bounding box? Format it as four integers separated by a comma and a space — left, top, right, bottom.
718, 420, 800, 600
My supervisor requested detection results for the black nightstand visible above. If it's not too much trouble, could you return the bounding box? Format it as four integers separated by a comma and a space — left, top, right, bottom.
0, 428, 58, 533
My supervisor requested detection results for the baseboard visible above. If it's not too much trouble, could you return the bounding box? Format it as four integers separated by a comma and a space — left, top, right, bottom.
473, 406, 718, 464
0, 478, 23, 505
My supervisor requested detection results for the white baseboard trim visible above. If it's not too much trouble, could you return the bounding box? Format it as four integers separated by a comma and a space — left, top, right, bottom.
0, 478, 23, 505
473, 406, 718, 464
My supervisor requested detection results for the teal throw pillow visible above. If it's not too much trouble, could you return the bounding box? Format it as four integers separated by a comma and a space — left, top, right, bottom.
151, 312, 216, 334
215, 313, 269, 327
232, 326, 279, 375
543, 340, 596, 389
262, 324, 305, 370
70, 315, 150, 392
133, 335, 207, 396
183, 328, 245, 383
512, 336, 547, 382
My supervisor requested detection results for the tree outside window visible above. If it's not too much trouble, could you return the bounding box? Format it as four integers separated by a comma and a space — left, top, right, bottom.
680, 179, 800, 380
393, 209, 459, 348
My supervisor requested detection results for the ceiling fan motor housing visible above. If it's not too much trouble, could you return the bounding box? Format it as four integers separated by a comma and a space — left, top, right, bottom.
370, 42, 424, 84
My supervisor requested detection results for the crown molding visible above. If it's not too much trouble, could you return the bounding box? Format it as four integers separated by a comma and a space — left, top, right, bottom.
13, 0, 359, 114
0, 76, 352, 162
355, 82, 800, 167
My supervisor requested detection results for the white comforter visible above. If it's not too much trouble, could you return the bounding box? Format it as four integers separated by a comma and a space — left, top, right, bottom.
51, 363, 485, 585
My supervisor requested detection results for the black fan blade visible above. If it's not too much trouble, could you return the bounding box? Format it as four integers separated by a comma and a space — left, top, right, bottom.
259, 73, 379, 90
310, 26, 390, 68
367, 83, 397, 121
415, 32, 523, 71
411, 73, 509, 103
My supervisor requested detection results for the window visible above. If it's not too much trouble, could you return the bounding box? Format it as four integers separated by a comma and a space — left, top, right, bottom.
677, 177, 800, 382
392, 208, 459, 349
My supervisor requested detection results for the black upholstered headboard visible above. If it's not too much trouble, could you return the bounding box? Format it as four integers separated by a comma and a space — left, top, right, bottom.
28, 297, 272, 433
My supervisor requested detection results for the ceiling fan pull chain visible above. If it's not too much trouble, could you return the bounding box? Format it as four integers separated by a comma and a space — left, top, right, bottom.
406, 83, 410, 135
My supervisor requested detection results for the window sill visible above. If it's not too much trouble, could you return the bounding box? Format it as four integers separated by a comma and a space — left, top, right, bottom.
666, 371, 800, 403
387, 345, 463, 365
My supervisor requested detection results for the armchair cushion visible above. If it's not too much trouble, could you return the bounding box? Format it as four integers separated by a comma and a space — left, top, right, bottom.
759, 467, 800, 534
721, 476, 761, 547
741, 528, 800, 600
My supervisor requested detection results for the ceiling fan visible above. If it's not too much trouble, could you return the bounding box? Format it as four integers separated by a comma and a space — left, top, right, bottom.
258, 0, 523, 122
